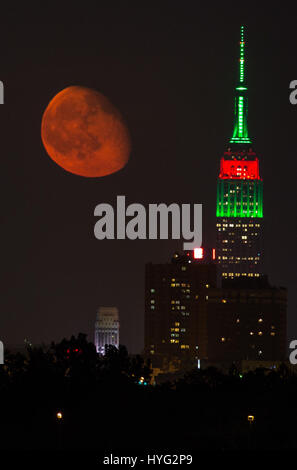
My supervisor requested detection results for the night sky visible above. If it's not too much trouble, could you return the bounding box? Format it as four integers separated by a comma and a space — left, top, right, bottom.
1, 4, 297, 354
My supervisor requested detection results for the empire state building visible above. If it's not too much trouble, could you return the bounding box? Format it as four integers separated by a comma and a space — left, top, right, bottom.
216, 26, 263, 279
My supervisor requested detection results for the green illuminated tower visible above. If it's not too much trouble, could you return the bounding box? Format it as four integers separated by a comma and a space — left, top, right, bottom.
229, 25, 251, 145
216, 26, 263, 279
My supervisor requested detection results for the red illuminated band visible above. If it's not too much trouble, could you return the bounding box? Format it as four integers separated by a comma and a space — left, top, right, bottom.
219, 158, 260, 180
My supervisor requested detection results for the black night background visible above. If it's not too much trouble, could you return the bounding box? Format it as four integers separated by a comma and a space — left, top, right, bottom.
0, 1, 297, 460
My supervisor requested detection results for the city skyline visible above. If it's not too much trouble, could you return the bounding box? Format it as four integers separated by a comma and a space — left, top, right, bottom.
1, 5, 297, 356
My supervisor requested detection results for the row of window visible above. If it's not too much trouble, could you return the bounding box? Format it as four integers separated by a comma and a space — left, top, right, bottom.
218, 256, 260, 261
222, 272, 260, 277
150, 305, 191, 313
169, 339, 190, 348
217, 223, 261, 228
221, 331, 276, 342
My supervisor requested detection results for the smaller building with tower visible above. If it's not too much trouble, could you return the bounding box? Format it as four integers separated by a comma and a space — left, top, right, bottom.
95, 306, 120, 354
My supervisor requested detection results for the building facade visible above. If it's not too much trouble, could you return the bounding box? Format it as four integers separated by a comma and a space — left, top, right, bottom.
95, 306, 120, 354
216, 26, 263, 279
206, 279, 287, 363
145, 254, 287, 368
145, 250, 216, 368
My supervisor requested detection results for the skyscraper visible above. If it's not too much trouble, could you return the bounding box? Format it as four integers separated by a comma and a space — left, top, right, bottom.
216, 26, 263, 280
95, 307, 120, 354
145, 250, 217, 369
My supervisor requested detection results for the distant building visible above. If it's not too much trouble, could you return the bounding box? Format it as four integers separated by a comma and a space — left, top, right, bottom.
206, 278, 287, 363
145, 252, 287, 372
95, 307, 120, 354
145, 250, 217, 369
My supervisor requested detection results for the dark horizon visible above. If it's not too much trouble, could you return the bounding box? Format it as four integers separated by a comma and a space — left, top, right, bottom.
1, 4, 297, 354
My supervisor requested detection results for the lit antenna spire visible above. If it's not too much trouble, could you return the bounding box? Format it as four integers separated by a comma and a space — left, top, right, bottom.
239, 25, 245, 84
229, 25, 251, 145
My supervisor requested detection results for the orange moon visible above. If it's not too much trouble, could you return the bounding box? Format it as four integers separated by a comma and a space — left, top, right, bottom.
41, 86, 131, 177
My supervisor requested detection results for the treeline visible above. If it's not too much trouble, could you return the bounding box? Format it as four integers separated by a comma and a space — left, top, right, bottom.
0, 333, 296, 451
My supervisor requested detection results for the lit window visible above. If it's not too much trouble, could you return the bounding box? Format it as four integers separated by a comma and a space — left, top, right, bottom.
194, 247, 204, 259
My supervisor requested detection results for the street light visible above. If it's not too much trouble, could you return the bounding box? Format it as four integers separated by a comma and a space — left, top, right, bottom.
56, 411, 63, 449
247, 414, 255, 449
